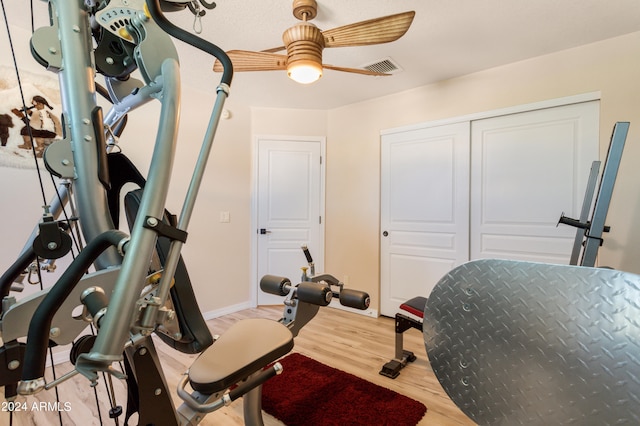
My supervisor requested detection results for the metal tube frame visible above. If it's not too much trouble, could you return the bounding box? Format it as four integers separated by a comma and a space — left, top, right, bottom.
569, 161, 600, 265
54, 0, 121, 269
581, 122, 629, 267
4, 0, 229, 423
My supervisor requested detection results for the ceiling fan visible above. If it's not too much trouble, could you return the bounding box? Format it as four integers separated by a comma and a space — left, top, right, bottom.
213, 0, 415, 84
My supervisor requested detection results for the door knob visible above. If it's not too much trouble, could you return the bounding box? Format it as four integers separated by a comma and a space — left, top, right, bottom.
259, 228, 271, 235
383, 231, 389, 237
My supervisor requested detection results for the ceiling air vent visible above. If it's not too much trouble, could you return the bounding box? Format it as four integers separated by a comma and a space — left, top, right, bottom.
361, 57, 403, 75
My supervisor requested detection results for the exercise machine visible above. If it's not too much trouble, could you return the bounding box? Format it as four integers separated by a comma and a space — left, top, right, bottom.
558, 121, 629, 266
0, 0, 369, 424
378, 296, 426, 379
299, 245, 370, 311
423, 258, 640, 424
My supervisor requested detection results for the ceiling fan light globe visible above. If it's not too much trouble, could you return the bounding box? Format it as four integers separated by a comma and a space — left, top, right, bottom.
288, 61, 323, 84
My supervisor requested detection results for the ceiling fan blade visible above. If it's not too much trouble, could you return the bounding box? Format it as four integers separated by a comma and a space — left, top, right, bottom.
261, 46, 287, 53
213, 50, 288, 72
323, 64, 389, 76
322, 11, 415, 48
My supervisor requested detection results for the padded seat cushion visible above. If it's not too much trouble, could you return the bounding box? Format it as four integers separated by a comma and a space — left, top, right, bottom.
188, 318, 294, 394
400, 296, 427, 319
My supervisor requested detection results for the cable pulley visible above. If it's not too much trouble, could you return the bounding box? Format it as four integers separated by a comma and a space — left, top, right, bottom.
31, 217, 72, 260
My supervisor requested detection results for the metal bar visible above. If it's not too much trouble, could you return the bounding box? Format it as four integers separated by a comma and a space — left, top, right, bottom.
569, 161, 600, 265
581, 122, 629, 267
154, 84, 229, 310
78, 59, 181, 368
53, 0, 120, 269
102, 81, 163, 128
242, 385, 265, 426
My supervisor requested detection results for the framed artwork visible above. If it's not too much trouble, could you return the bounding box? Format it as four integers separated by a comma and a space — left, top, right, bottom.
0, 67, 62, 169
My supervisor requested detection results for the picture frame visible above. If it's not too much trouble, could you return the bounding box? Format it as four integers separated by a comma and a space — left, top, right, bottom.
0, 66, 62, 168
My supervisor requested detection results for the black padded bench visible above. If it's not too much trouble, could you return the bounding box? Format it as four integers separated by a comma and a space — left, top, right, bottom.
379, 296, 427, 379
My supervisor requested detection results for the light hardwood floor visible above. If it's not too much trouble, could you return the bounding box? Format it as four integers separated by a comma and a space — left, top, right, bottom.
1, 306, 475, 425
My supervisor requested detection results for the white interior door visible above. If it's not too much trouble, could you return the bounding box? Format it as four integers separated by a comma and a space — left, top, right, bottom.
380, 122, 470, 317
256, 137, 324, 305
470, 101, 599, 263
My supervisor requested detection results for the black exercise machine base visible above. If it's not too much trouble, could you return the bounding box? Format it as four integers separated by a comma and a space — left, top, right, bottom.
379, 296, 427, 379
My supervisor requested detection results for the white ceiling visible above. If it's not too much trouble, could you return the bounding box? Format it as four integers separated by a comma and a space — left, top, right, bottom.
10, 0, 640, 109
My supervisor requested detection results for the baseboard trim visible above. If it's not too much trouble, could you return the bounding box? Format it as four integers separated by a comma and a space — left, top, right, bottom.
201, 301, 254, 321
328, 299, 379, 318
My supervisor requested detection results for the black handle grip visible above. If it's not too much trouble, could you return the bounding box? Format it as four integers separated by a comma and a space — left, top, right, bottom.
296, 282, 332, 306
80, 287, 108, 318
228, 362, 281, 402
260, 275, 291, 296
339, 289, 370, 310
558, 213, 590, 230
146, 0, 233, 87
301, 245, 313, 263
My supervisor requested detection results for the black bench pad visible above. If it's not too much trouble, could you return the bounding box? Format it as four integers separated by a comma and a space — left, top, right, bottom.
400, 296, 427, 319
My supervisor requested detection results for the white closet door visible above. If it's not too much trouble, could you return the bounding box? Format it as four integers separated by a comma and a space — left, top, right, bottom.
380, 122, 470, 317
470, 101, 599, 263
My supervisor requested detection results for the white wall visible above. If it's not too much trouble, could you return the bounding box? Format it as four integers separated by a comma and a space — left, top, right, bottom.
325, 32, 640, 309
251, 107, 328, 136
119, 86, 255, 315
2, 23, 640, 318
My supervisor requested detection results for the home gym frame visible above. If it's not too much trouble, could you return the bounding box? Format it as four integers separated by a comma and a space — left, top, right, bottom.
0, 1, 369, 424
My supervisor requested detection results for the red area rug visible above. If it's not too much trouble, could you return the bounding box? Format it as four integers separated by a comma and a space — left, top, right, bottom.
262, 353, 427, 425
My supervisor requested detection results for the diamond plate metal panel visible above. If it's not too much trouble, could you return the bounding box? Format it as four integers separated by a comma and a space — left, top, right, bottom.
424, 259, 640, 425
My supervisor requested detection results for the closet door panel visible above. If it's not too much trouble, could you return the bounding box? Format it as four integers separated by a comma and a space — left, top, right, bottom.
381, 122, 470, 316
470, 101, 599, 263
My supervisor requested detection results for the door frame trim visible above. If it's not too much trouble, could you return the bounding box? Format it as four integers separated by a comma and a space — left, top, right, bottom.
250, 134, 326, 307
380, 92, 601, 136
